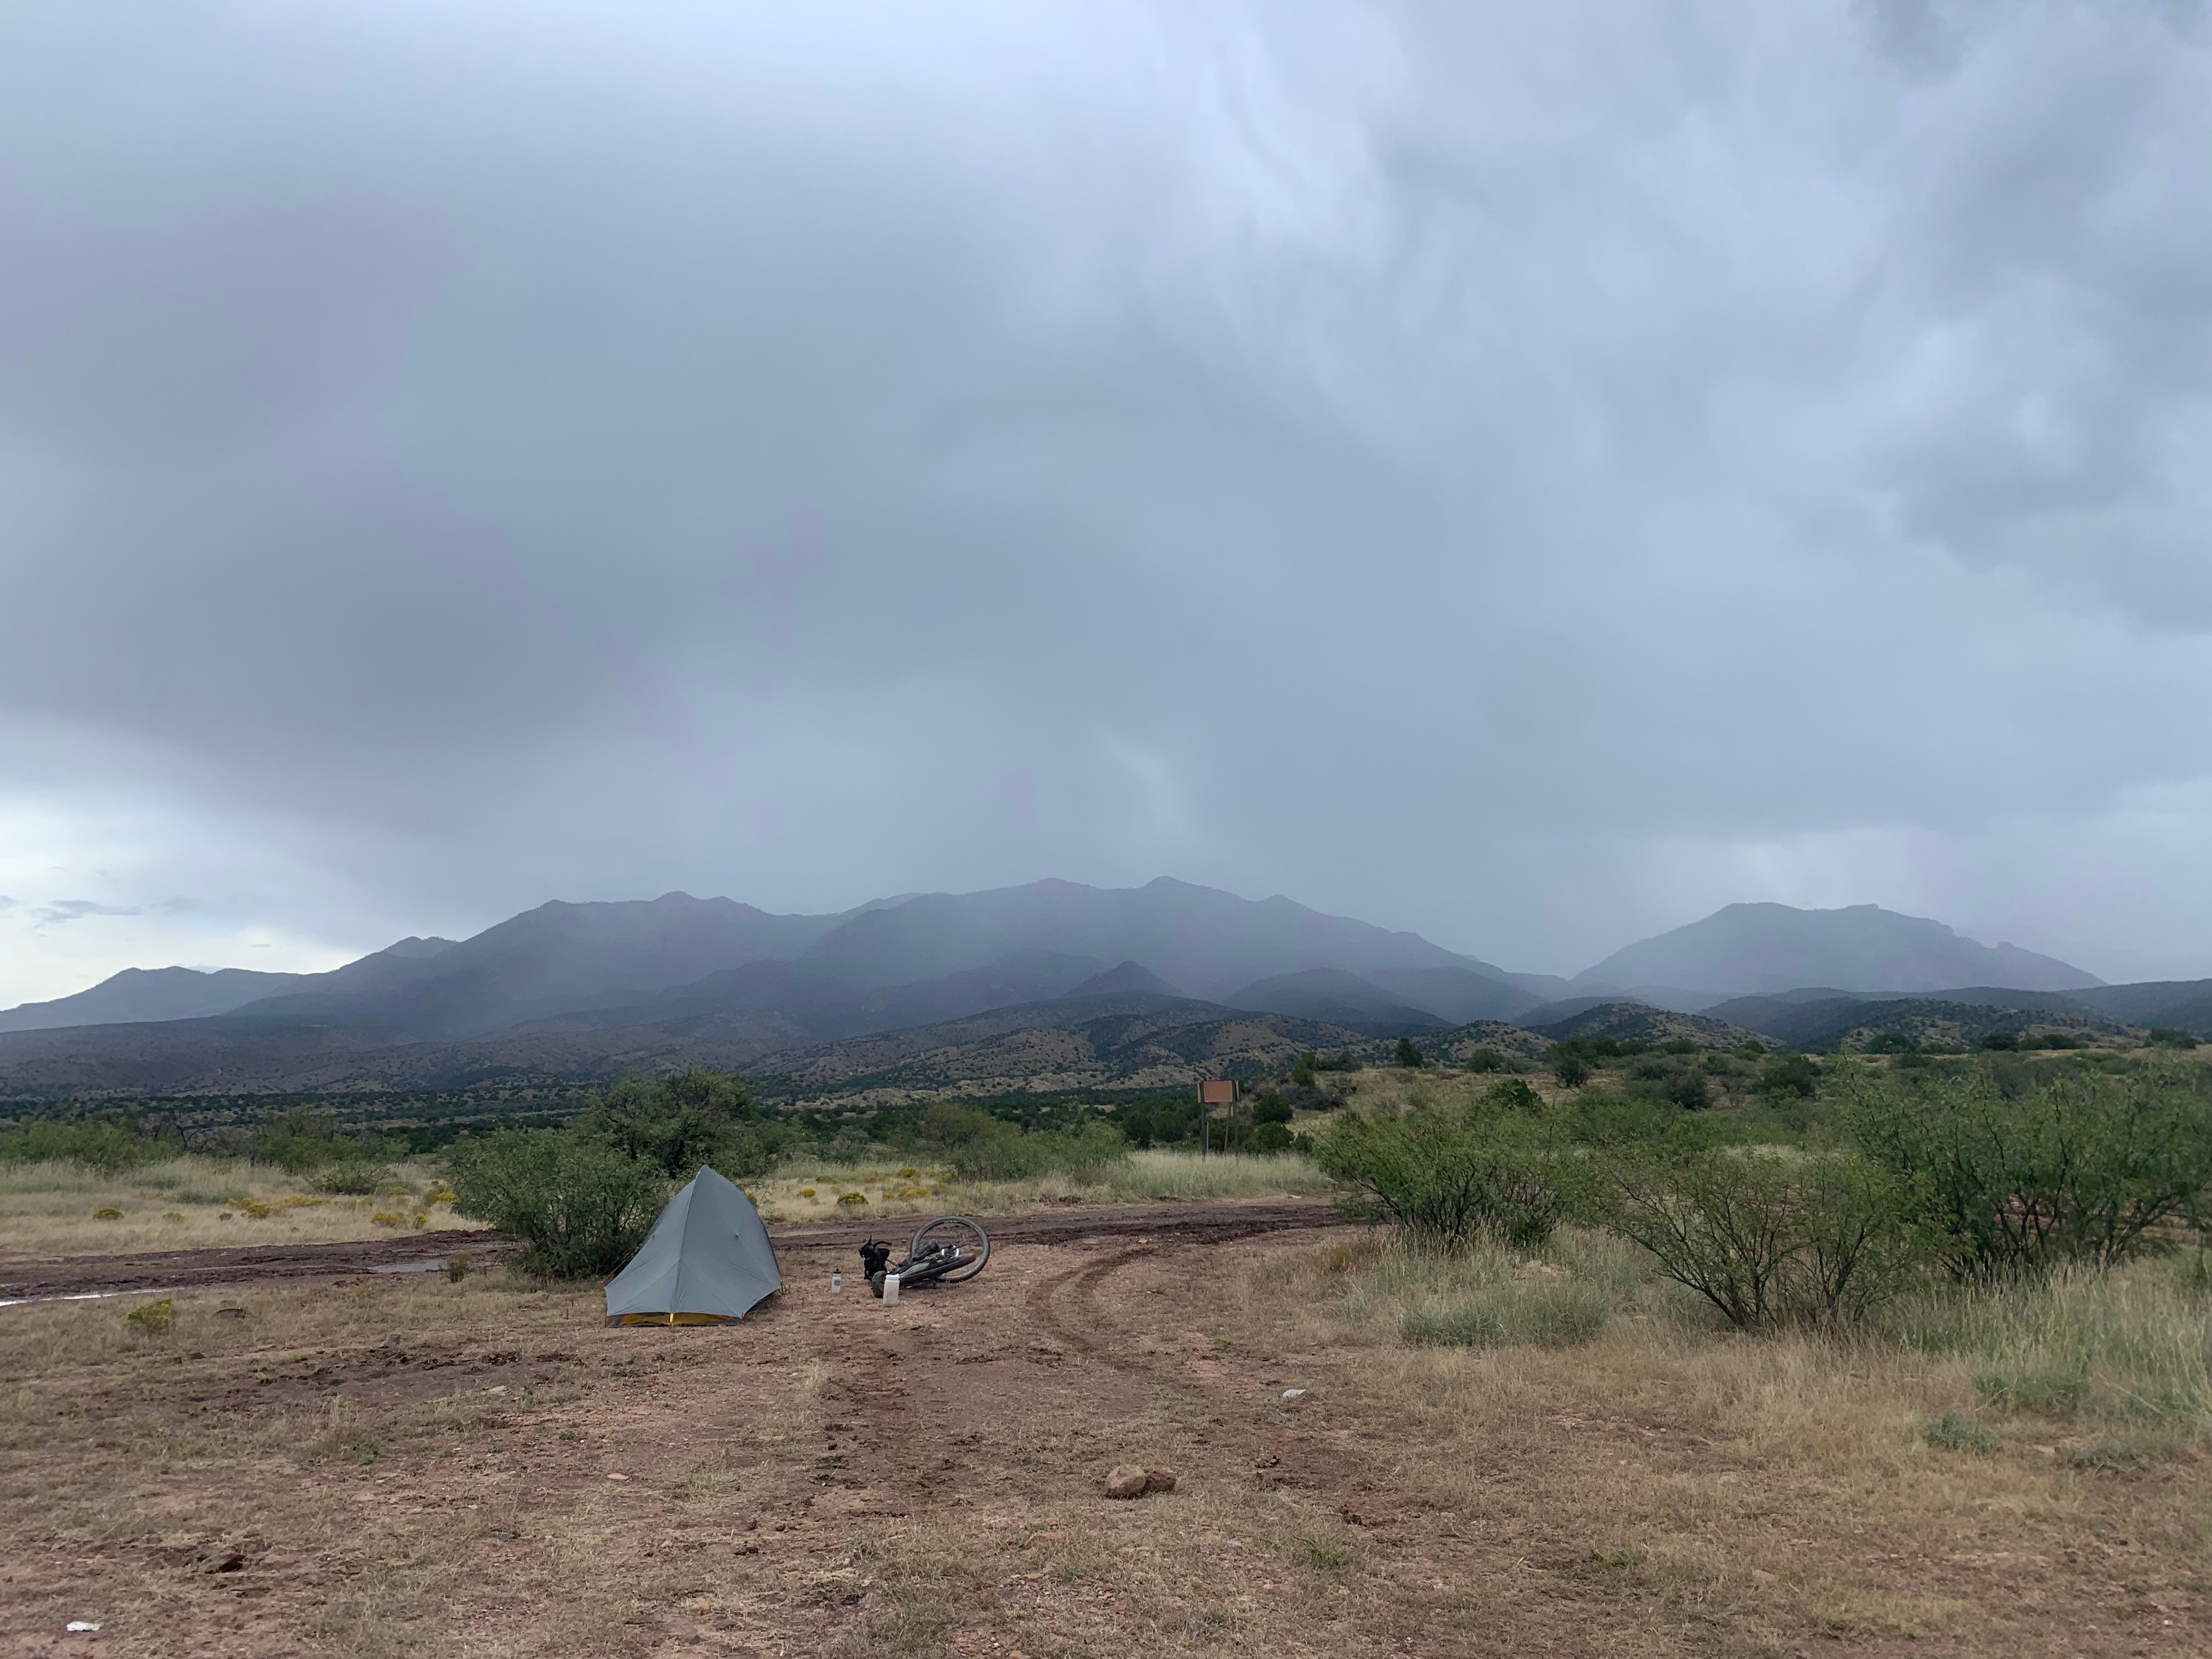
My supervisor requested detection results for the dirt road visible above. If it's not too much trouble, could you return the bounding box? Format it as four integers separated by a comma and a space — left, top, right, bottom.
0, 1200, 1351, 1301
8, 1210, 2204, 1656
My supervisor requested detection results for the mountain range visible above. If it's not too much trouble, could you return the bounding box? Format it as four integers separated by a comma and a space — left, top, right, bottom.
2, 881, 2204, 1103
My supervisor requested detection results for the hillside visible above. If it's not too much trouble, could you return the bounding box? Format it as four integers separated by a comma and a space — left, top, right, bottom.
1224, 969, 1449, 1036
789, 876, 1494, 1000
1713, 995, 2136, 1051
1576, 903, 2101, 997
1525, 1002, 1763, 1050
2072, 979, 2212, 1036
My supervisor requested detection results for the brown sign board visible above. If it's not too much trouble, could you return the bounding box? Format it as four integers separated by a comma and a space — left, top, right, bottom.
1196, 1079, 1238, 1106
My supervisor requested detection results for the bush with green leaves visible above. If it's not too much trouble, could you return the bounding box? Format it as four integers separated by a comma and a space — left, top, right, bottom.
1483, 1076, 1543, 1115
1394, 1036, 1426, 1069
577, 1067, 769, 1180
0, 1115, 176, 1173
247, 1108, 394, 1173
1314, 1098, 1566, 1249
1593, 1147, 1920, 1329
1757, 1053, 1819, 1098
1843, 1065, 2212, 1281
445, 1128, 668, 1278
1550, 1049, 1592, 1088
950, 1120, 1127, 1183
1463, 1047, 1506, 1074
2148, 1029, 2200, 1050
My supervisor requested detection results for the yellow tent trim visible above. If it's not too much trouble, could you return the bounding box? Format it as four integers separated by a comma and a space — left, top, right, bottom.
609, 1311, 739, 1327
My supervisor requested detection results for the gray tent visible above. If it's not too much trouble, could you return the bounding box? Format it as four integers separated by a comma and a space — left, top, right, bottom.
605, 1166, 783, 1325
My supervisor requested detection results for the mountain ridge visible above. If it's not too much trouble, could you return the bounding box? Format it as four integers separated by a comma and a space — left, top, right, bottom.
1576, 902, 2100, 996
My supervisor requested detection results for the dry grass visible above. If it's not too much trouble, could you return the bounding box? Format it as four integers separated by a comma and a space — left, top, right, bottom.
4, 1199, 2208, 1655
749, 1148, 1327, 1223
0, 1155, 480, 1259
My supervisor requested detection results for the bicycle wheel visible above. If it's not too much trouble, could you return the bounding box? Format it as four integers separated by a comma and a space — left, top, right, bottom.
906, 1214, 990, 1283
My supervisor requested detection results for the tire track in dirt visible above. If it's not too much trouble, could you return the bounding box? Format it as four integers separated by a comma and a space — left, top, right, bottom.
3, 1201, 1353, 1300
1027, 1245, 1161, 1372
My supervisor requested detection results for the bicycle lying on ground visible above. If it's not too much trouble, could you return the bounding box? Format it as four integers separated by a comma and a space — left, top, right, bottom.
857, 1215, 990, 1298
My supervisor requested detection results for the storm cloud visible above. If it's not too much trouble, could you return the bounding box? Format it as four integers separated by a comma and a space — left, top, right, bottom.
3, 0, 2209, 1003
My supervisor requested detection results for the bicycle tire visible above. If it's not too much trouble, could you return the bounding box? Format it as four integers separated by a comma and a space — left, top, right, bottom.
906, 1214, 990, 1283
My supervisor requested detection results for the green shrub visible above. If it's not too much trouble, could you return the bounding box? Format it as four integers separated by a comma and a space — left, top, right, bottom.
247, 1108, 394, 1173
1593, 1148, 1918, 1329
1977, 1030, 2021, 1052
577, 1067, 768, 1180
951, 1121, 1127, 1183
1395, 1037, 1426, 1069
317, 1164, 397, 1195
1314, 1102, 1565, 1249
445, 1130, 667, 1278
1843, 1065, 2212, 1281
1290, 1051, 1318, 1087
1251, 1095, 1294, 1126
917, 1102, 1005, 1150
0, 1116, 176, 1173
1757, 1053, 1819, 1098
1463, 1047, 1505, 1074
2148, 1029, 2200, 1049
1565, 1089, 1694, 1148
1483, 1077, 1543, 1115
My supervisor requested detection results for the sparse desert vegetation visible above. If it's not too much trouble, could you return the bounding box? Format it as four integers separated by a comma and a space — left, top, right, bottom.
6, 1046, 2212, 1655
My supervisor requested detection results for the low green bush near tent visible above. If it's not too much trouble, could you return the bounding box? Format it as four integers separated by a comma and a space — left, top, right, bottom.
445, 1128, 668, 1278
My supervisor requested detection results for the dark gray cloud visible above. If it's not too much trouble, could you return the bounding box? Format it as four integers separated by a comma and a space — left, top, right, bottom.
3, 0, 2209, 1002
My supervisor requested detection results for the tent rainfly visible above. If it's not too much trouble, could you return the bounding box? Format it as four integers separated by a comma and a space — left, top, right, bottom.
604, 1166, 783, 1326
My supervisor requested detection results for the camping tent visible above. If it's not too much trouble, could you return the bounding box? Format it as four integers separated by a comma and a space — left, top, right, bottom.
604, 1165, 783, 1325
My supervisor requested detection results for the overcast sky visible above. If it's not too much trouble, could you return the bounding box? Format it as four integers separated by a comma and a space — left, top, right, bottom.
3, 0, 2209, 1006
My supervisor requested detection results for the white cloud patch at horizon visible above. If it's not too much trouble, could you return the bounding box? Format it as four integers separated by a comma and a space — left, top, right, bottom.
0, 0, 2208, 1001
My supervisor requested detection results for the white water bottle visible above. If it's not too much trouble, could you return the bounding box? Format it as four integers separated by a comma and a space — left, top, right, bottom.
831, 1271, 842, 1293
882, 1271, 901, 1306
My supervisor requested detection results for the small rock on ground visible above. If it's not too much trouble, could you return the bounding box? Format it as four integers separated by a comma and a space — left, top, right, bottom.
1104, 1465, 1150, 1499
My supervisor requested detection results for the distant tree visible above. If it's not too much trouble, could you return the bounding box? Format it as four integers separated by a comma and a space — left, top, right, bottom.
918, 1102, 1012, 1150
1977, 1030, 2021, 1052
1252, 1094, 1295, 1126
1290, 1051, 1318, 1087
2148, 1029, 2201, 1049
1757, 1053, 1819, 1099
1484, 1076, 1543, 1114
1463, 1047, 1505, 1074
1550, 1048, 1592, 1088
1395, 1037, 1426, 1068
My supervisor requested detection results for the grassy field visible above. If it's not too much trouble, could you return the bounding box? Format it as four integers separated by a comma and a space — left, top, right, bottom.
0, 1155, 475, 1260
748, 1148, 1330, 1224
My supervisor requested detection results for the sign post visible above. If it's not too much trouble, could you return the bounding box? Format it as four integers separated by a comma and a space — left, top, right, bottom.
1195, 1079, 1238, 1156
